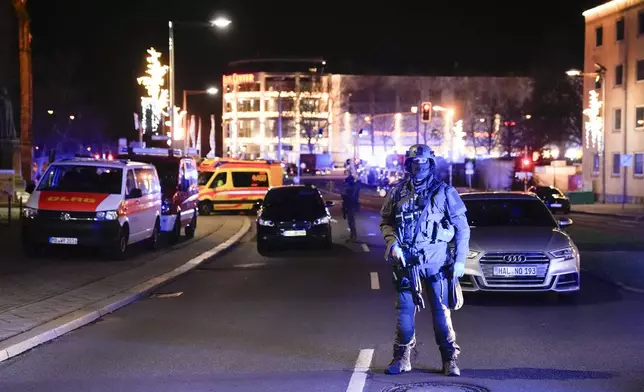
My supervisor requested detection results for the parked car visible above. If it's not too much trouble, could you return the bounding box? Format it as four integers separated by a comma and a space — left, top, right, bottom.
22, 157, 162, 259
119, 147, 199, 243
256, 185, 334, 253
458, 192, 580, 300
528, 185, 571, 214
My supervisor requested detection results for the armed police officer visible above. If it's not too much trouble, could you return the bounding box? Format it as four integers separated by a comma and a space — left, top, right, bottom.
380, 144, 470, 377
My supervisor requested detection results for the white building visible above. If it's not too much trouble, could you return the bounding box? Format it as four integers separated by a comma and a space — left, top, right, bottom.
582, 0, 644, 203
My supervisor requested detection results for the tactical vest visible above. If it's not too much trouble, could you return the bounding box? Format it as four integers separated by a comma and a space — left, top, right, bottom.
392, 179, 455, 248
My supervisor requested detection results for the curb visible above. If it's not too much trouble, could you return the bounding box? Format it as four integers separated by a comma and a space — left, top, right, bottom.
0, 218, 252, 363
572, 210, 644, 222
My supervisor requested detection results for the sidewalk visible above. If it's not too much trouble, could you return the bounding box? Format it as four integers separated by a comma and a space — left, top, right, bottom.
0, 215, 251, 362
572, 203, 644, 221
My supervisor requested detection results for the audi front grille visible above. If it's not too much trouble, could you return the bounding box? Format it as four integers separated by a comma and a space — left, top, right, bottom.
479, 252, 550, 287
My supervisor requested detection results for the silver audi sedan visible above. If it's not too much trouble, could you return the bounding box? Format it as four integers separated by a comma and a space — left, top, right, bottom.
459, 192, 580, 298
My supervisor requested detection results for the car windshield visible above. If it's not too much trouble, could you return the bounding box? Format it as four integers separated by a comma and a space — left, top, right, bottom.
37, 165, 123, 194
198, 172, 212, 186
153, 161, 180, 191
464, 198, 556, 228
264, 187, 325, 210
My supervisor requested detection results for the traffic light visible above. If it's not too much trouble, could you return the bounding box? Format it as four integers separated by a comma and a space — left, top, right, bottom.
421, 102, 432, 122
504, 120, 517, 127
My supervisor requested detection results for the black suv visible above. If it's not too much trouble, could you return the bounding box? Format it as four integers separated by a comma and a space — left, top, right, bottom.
256, 185, 334, 253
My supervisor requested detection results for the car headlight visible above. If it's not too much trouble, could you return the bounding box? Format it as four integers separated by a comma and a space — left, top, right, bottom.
23, 207, 38, 219
467, 250, 480, 259
550, 247, 575, 261
258, 218, 274, 227
313, 216, 330, 225
96, 210, 119, 221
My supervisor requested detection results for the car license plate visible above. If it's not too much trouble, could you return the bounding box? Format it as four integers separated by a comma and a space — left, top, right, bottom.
49, 237, 78, 245
550, 203, 562, 208
282, 230, 306, 237
493, 266, 537, 276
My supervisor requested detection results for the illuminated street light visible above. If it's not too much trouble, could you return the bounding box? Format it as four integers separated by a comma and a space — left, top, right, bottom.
364, 116, 371, 122
170, 15, 232, 152
525, 114, 532, 119
206, 87, 219, 95
47, 110, 54, 115
566, 69, 582, 76
210, 16, 232, 28
551, 148, 560, 159
69, 115, 75, 120
87, 147, 91, 152
410, 106, 418, 114
480, 118, 485, 122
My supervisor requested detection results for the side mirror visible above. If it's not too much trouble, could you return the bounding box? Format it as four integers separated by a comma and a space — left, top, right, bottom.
25, 183, 35, 194
558, 217, 573, 227
127, 188, 143, 199
325, 200, 335, 207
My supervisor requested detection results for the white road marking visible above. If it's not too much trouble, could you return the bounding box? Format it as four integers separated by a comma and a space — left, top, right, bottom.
370, 272, 380, 290
361, 243, 370, 252
152, 292, 183, 298
235, 263, 266, 268
345, 349, 374, 392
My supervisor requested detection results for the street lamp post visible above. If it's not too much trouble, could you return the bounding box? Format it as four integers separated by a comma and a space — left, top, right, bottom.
168, 16, 231, 152
567, 63, 607, 203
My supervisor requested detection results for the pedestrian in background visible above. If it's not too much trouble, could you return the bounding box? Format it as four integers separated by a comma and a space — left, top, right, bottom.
342, 175, 360, 241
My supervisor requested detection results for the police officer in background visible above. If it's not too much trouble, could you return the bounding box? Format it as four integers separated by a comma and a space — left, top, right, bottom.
342, 175, 360, 241
380, 144, 470, 377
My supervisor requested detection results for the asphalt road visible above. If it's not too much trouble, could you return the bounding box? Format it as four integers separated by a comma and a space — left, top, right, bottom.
0, 206, 643, 392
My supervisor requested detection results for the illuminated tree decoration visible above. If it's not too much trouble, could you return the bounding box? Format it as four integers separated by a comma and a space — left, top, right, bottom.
583, 90, 603, 152
137, 48, 169, 135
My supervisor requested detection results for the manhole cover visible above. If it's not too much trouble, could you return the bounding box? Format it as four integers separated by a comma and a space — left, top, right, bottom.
382, 381, 489, 392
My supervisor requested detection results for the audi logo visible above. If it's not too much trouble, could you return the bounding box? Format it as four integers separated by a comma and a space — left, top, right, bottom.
503, 254, 527, 263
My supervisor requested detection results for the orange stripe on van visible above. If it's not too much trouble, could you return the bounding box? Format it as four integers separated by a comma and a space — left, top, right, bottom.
38, 192, 109, 211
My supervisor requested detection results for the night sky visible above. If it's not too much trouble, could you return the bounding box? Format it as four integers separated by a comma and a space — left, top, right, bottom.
27, 0, 602, 138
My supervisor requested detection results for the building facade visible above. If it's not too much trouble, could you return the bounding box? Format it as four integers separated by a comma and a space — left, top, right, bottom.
582, 0, 644, 203
222, 59, 533, 166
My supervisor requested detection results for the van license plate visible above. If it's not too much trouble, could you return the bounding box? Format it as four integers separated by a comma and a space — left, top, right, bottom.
493, 266, 537, 276
282, 230, 306, 237
49, 237, 78, 245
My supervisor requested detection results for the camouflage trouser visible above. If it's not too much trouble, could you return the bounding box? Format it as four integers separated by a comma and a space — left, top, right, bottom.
394, 273, 460, 361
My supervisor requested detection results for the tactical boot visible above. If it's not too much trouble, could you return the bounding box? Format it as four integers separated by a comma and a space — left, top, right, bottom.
385, 344, 412, 375
442, 359, 460, 376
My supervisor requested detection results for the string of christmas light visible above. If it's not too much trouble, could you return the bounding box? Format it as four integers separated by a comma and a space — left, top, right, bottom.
583, 90, 604, 152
